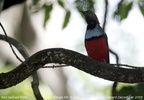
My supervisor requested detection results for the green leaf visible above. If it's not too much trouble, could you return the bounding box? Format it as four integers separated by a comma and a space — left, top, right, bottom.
119, 86, 135, 96
120, 2, 133, 21
114, 0, 133, 21
58, 0, 65, 8
43, 4, 53, 27
118, 84, 144, 99
138, 0, 144, 16
62, 11, 71, 29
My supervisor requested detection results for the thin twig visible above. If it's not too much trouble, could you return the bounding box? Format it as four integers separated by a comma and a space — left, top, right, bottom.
31, 72, 43, 100
0, 22, 23, 62
0, 34, 43, 100
102, 0, 108, 30
102, 0, 119, 98
112, 82, 119, 98
43, 63, 142, 69
0, 34, 29, 59
42, 64, 69, 68
109, 49, 120, 67
111, 63, 142, 69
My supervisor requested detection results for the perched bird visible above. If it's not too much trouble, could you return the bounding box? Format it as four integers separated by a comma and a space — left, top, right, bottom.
81, 10, 109, 63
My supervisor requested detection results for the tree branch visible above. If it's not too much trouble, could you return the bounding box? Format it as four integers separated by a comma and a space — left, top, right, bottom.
0, 34, 28, 59
0, 23, 24, 62
0, 48, 144, 89
102, 0, 108, 30
0, 34, 43, 100
31, 72, 43, 100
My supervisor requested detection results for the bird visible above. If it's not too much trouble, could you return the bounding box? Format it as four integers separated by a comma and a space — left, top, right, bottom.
81, 10, 109, 63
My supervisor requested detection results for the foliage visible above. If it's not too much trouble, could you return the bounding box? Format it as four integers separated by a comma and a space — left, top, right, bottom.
30, 0, 96, 29
138, 0, 144, 16
31, 0, 144, 28
113, 0, 144, 21
113, 0, 133, 21
116, 83, 144, 100
62, 10, 71, 29
58, 0, 65, 8
43, 4, 53, 27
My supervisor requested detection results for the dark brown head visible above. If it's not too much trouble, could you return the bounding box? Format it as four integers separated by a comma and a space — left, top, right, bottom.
81, 10, 100, 29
